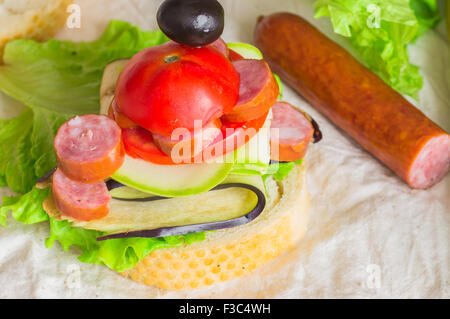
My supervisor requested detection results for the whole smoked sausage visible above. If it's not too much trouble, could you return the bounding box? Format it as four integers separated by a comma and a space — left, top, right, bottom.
255, 13, 450, 189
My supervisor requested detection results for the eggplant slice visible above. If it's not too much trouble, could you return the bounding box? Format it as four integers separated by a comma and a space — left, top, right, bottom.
97, 182, 265, 240
310, 117, 322, 143
37, 167, 56, 184
42, 174, 267, 239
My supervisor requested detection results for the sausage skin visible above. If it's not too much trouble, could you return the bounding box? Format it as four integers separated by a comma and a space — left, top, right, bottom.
255, 13, 450, 189
52, 168, 110, 221
224, 59, 279, 122
270, 101, 314, 162
54, 114, 125, 183
209, 38, 229, 57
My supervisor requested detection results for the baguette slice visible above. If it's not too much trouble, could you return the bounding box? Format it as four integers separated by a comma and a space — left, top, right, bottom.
41, 162, 309, 290
0, 0, 73, 61
121, 163, 310, 289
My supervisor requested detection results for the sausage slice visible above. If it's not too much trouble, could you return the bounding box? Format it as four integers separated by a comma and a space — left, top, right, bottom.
209, 38, 229, 57
223, 59, 278, 122
108, 99, 138, 129
54, 114, 125, 183
270, 101, 314, 162
52, 168, 110, 221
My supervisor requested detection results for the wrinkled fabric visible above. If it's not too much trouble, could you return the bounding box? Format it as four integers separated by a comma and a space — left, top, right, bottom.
0, 0, 448, 298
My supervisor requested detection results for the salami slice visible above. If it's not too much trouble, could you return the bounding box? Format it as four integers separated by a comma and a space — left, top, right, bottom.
209, 38, 229, 57
54, 114, 125, 183
223, 59, 278, 122
52, 168, 110, 221
270, 101, 314, 162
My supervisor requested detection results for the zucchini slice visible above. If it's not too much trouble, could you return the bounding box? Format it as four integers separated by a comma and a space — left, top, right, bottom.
58, 174, 266, 238
111, 155, 234, 197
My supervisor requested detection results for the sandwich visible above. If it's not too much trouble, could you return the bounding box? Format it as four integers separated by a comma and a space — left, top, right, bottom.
1, 0, 321, 290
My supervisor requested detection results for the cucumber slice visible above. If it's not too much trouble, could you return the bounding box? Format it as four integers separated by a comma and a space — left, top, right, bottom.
112, 155, 234, 197
273, 73, 283, 99
107, 173, 265, 199
108, 181, 157, 199
111, 110, 270, 194
100, 59, 129, 115
111, 124, 270, 196
231, 164, 269, 176
234, 127, 270, 172
68, 175, 266, 236
232, 111, 271, 175
227, 42, 263, 60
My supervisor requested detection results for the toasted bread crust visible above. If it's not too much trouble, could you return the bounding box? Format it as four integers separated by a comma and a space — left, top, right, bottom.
0, 0, 73, 61
121, 163, 310, 289
42, 163, 310, 290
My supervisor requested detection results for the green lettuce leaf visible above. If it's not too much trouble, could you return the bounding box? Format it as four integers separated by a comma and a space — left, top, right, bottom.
0, 20, 208, 272
30, 109, 68, 179
410, 0, 441, 38
0, 186, 50, 227
313, 0, 440, 100
0, 176, 6, 187
46, 216, 205, 272
264, 159, 303, 182
0, 20, 170, 189
0, 20, 169, 116
0, 109, 37, 193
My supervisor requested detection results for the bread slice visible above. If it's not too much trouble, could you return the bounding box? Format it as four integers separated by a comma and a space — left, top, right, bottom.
121, 163, 310, 289
0, 0, 73, 61
41, 161, 309, 290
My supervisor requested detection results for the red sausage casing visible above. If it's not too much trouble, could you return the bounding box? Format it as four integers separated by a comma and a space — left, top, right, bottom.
209, 38, 229, 57
270, 101, 314, 162
255, 13, 450, 189
54, 114, 125, 183
224, 59, 279, 122
52, 168, 110, 221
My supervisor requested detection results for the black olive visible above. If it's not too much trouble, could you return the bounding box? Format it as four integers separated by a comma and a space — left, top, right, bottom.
157, 0, 224, 47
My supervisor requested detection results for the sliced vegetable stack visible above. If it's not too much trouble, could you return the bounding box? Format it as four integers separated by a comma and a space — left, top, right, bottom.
48, 36, 319, 238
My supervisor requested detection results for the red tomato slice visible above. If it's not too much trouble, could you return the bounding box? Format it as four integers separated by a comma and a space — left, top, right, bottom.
121, 112, 269, 165
121, 127, 176, 165
115, 42, 239, 137
229, 49, 244, 61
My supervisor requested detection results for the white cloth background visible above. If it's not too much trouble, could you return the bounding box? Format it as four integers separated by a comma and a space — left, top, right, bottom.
0, 0, 448, 298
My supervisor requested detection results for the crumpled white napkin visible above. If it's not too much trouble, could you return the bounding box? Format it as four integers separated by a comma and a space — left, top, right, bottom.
0, 0, 448, 298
